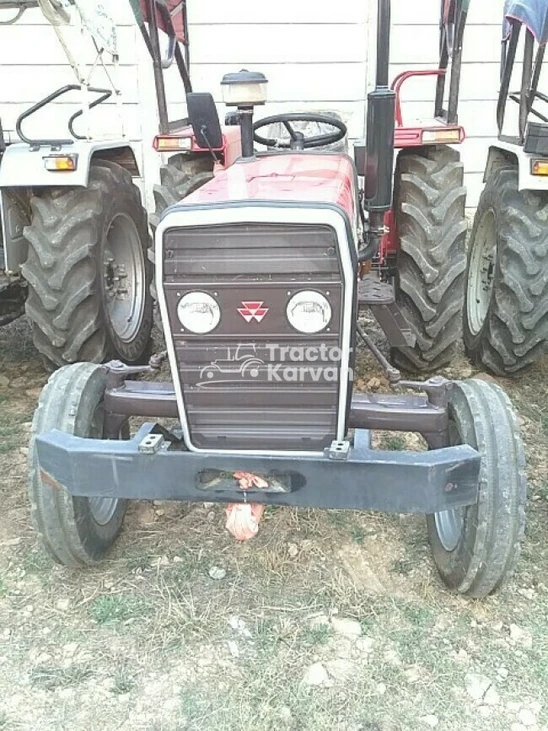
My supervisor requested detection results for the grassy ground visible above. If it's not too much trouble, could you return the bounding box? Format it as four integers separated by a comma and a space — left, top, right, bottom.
1, 320, 547, 731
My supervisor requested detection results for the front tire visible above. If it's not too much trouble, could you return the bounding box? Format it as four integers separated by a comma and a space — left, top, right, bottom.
22, 160, 153, 368
28, 362, 127, 567
427, 379, 526, 597
464, 165, 548, 375
392, 146, 467, 372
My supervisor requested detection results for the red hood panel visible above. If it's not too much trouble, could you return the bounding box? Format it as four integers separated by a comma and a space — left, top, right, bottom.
181, 153, 357, 221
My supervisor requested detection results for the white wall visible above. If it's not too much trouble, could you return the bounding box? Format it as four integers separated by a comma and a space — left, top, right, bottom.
0, 0, 516, 209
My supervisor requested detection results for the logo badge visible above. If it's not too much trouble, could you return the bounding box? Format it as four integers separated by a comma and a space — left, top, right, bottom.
238, 301, 269, 323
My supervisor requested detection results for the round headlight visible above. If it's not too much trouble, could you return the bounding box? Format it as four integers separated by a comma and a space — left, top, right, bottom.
286, 291, 332, 334
177, 292, 220, 334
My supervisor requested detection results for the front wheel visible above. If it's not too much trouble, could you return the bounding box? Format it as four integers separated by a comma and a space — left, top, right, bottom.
427, 379, 526, 597
28, 362, 127, 566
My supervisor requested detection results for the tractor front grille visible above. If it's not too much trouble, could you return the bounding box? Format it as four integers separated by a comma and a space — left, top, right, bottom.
162, 221, 347, 451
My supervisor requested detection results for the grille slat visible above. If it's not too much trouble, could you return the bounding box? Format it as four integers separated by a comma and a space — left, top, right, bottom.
164, 223, 339, 280
185, 388, 336, 409
163, 222, 345, 451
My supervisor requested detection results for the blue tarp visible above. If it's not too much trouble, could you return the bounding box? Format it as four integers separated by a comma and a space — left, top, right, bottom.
504, 0, 548, 44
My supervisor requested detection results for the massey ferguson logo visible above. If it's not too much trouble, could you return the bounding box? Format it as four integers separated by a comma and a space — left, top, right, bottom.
238, 301, 269, 323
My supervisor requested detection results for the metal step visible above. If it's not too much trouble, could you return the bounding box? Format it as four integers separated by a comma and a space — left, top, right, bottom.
357, 273, 395, 306
357, 274, 415, 349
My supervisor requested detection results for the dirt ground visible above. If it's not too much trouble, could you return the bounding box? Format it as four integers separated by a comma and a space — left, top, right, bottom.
1, 319, 548, 731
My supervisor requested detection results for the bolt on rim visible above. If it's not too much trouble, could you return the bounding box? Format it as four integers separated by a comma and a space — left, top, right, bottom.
103, 213, 146, 344
467, 208, 497, 336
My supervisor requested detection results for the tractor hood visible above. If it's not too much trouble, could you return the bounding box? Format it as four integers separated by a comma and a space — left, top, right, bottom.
172, 153, 358, 225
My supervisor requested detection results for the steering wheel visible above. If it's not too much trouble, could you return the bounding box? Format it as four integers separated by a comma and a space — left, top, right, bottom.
253, 113, 347, 150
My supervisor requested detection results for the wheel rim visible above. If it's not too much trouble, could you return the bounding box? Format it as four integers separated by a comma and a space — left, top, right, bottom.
434, 419, 465, 552
103, 213, 146, 343
434, 508, 464, 552
87, 406, 119, 526
89, 495, 119, 526
467, 209, 497, 336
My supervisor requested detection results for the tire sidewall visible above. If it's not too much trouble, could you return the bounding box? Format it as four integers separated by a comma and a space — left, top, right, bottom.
95, 165, 153, 364
463, 172, 511, 355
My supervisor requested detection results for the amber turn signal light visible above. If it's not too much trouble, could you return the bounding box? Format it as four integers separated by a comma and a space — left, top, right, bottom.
43, 154, 78, 172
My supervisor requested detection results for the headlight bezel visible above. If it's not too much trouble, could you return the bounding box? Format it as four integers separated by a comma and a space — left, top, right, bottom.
177, 291, 221, 334
286, 290, 332, 334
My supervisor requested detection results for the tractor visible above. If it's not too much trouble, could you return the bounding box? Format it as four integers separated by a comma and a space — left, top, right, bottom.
0, 0, 156, 367
28, 0, 527, 598
464, 0, 548, 375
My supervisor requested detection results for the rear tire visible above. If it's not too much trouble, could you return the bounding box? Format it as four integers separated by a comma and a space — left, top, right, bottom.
149, 154, 214, 231
149, 154, 213, 339
463, 165, 548, 375
427, 379, 526, 597
22, 160, 153, 368
392, 146, 467, 372
28, 363, 127, 567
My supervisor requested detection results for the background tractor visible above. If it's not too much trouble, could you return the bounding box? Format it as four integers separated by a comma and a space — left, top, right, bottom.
0, 0, 227, 367
0, 0, 156, 367
464, 0, 548, 375
27, 0, 527, 600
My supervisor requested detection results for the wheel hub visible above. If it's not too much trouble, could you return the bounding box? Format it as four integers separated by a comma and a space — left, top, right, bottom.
89, 496, 119, 525
434, 508, 464, 552
103, 213, 146, 344
467, 209, 497, 336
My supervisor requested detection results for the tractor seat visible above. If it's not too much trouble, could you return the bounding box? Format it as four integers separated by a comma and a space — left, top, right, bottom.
504, 0, 548, 44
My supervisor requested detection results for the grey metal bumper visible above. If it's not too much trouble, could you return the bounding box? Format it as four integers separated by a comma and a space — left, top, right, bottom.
35, 425, 481, 514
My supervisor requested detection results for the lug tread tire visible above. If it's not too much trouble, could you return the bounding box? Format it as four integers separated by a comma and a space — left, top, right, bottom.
149, 154, 214, 231
28, 363, 127, 567
464, 166, 548, 375
22, 161, 152, 367
393, 146, 467, 372
427, 379, 526, 598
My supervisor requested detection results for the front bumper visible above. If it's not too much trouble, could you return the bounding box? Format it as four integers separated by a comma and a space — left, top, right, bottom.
35, 424, 481, 514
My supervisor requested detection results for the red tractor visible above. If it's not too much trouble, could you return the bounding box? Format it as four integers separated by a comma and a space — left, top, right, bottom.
28, 0, 527, 598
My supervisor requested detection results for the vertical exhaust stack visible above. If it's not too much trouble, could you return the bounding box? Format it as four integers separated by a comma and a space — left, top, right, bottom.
363, 0, 396, 257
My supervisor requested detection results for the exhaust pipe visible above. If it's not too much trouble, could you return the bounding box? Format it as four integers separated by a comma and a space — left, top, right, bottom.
362, 0, 396, 259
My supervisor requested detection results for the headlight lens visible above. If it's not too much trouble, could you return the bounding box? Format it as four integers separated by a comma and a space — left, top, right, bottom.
177, 292, 221, 334
286, 291, 332, 334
